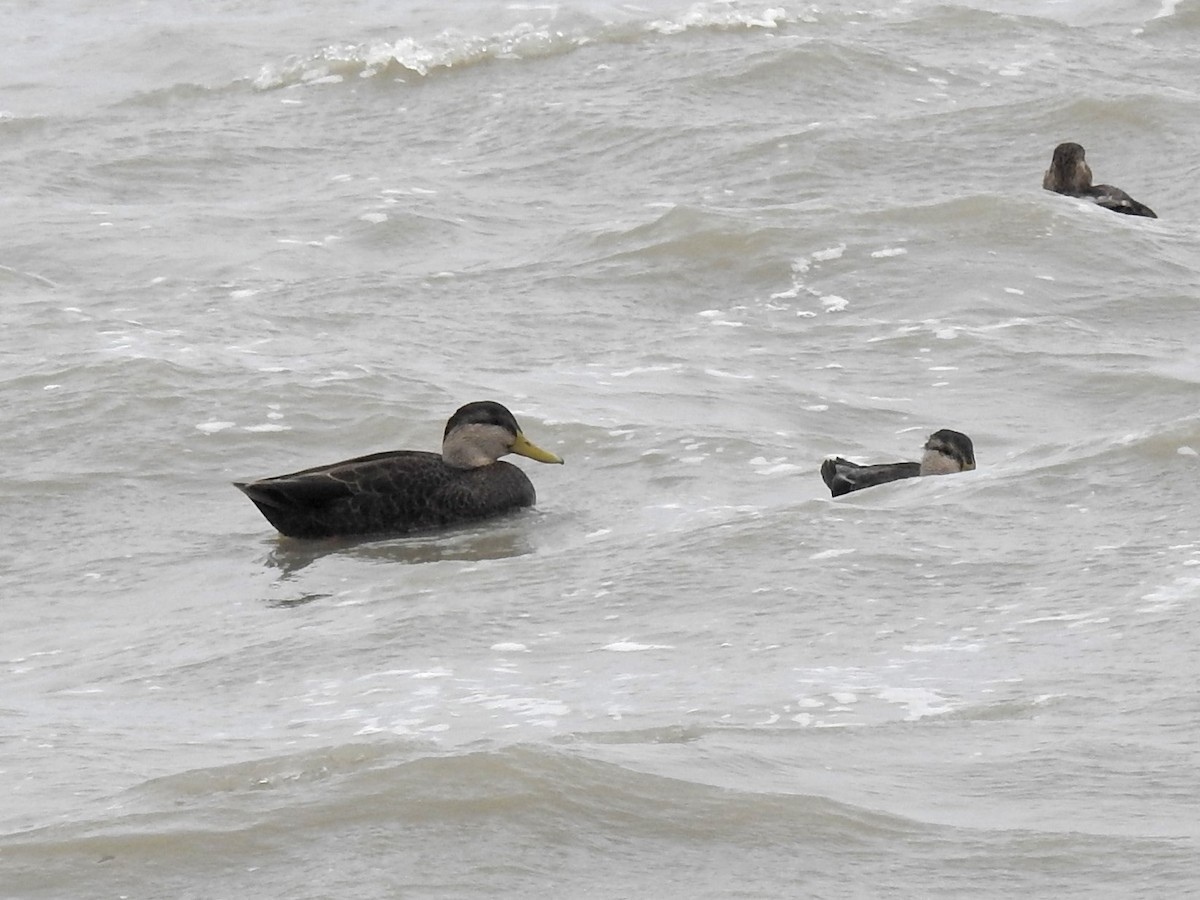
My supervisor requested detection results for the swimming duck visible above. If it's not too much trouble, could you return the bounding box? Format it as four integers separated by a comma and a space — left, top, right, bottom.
234, 400, 563, 538
1042, 142, 1157, 218
821, 429, 975, 498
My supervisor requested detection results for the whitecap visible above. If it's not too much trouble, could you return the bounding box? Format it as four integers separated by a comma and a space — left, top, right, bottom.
602, 641, 673, 652
811, 245, 846, 262
809, 548, 855, 560
878, 687, 952, 720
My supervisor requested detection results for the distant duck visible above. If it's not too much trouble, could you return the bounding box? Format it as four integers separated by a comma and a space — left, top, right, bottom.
235, 400, 564, 539
1042, 142, 1157, 218
821, 429, 975, 498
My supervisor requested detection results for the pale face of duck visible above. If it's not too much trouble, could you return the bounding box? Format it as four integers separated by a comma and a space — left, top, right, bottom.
919, 429, 976, 476
440, 401, 564, 469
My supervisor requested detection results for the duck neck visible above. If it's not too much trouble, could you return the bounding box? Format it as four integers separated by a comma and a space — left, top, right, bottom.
1054, 158, 1093, 193
919, 448, 960, 476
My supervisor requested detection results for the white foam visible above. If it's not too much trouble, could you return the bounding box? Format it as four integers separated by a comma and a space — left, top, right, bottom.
411, 668, 452, 679
602, 641, 673, 652
1137, 573, 1200, 612
1018, 612, 1088, 625
904, 642, 981, 653
612, 364, 678, 377
871, 247, 907, 258
878, 687, 951, 720
704, 368, 754, 379
195, 421, 235, 433
809, 548, 855, 560
479, 696, 569, 717
811, 244, 845, 262
647, 6, 788, 35
755, 462, 804, 475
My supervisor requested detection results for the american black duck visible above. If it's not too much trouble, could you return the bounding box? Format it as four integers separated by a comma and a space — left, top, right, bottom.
821, 429, 975, 498
1042, 142, 1157, 218
235, 400, 563, 538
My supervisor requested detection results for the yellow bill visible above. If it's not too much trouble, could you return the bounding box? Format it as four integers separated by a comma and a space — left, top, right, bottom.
511, 432, 564, 464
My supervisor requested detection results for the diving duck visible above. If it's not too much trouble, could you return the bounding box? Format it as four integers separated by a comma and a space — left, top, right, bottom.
821, 429, 975, 498
235, 400, 563, 538
1042, 142, 1157, 218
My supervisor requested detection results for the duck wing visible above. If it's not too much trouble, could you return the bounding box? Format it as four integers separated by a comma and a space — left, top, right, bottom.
821, 457, 920, 497
235, 451, 537, 539
1089, 184, 1157, 218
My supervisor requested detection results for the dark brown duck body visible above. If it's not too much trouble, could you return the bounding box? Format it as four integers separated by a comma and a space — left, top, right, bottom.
1042, 142, 1157, 218
235, 451, 538, 539
821, 458, 920, 497
821, 429, 975, 498
234, 400, 563, 539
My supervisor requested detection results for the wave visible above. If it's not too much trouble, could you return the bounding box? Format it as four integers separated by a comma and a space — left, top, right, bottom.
0, 740, 926, 845
251, 3, 812, 91
0, 262, 60, 289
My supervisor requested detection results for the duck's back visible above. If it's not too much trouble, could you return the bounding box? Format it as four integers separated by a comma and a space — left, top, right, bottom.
821, 457, 921, 497
235, 450, 536, 538
1087, 184, 1157, 218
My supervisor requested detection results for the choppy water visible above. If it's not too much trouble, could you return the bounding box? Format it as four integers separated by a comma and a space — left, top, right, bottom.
3, 0, 1199, 896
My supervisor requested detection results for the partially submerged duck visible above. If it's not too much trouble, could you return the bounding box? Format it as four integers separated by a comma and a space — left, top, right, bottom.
821, 429, 975, 498
235, 400, 563, 539
1042, 142, 1157, 218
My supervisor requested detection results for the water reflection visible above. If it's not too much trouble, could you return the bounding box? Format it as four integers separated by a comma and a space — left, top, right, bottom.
259, 520, 536, 603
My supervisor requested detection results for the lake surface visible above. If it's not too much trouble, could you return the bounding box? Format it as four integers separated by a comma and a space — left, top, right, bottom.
2, 0, 1198, 896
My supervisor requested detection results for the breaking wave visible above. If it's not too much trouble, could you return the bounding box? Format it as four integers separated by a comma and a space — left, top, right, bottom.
251, 3, 807, 90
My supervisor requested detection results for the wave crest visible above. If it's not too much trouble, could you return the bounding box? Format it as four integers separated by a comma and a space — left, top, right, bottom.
253, 23, 588, 90
252, 4, 807, 90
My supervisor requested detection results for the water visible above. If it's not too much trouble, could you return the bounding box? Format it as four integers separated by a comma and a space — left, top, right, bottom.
3, 0, 1199, 896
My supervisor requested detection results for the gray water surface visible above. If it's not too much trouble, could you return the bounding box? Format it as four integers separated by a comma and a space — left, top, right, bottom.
2, 1, 1198, 897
